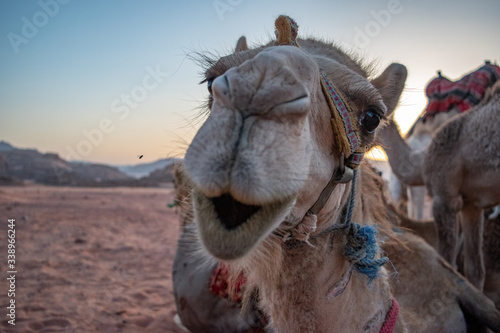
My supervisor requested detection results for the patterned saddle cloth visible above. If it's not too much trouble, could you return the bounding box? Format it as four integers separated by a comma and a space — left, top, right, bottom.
425, 62, 500, 117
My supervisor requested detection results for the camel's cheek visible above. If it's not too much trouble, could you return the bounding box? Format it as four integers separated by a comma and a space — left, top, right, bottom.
184, 107, 243, 198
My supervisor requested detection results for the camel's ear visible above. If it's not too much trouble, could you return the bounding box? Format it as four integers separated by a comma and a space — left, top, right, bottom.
371, 63, 407, 117
235, 36, 249, 53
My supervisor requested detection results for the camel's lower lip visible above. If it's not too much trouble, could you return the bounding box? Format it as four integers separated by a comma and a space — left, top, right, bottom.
193, 190, 295, 260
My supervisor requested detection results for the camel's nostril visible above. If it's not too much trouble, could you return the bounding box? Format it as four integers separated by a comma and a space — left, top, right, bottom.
211, 194, 261, 230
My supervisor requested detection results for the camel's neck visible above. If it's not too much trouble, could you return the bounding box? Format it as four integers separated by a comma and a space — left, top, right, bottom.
377, 120, 424, 186
255, 230, 394, 332
251, 175, 396, 332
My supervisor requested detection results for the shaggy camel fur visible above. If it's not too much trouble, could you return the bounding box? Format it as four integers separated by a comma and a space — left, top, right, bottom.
177, 17, 500, 332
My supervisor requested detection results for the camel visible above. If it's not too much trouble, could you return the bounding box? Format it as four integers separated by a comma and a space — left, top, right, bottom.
173, 165, 500, 333
173, 161, 500, 332
385, 63, 500, 220
175, 16, 500, 332
423, 82, 500, 289
378, 81, 500, 291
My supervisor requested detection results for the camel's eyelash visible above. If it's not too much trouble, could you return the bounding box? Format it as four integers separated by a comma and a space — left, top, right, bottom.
368, 106, 386, 120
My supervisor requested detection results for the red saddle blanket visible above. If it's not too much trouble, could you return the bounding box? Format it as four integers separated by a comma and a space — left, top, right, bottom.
425, 62, 500, 117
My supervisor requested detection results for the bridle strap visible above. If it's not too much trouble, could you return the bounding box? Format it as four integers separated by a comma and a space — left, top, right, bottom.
308, 155, 353, 215
319, 71, 363, 168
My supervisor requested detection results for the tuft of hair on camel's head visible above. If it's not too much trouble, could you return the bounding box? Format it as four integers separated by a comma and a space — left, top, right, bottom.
183, 15, 407, 263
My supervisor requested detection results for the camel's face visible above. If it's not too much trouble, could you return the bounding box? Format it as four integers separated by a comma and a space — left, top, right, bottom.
184, 44, 406, 260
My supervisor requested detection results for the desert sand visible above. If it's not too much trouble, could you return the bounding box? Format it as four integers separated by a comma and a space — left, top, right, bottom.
0, 185, 185, 333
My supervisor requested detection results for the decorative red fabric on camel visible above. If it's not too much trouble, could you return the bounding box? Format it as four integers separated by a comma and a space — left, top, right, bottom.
425, 62, 500, 117
209, 262, 246, 303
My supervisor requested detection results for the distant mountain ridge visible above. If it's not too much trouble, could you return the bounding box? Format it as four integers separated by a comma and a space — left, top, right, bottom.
0, 141, 177, 187
117, 158, 181, 178
0, 141, 16, 152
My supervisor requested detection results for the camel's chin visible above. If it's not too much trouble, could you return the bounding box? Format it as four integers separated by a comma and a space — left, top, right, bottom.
193, 190, 295, 260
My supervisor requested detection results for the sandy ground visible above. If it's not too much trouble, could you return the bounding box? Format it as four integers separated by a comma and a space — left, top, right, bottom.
0, 185, 186, 333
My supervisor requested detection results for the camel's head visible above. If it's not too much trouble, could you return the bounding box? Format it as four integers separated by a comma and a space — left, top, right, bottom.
183, 18, 407, 261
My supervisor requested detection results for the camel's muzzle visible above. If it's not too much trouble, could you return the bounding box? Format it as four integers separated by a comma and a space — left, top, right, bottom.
193, 190, 295, 260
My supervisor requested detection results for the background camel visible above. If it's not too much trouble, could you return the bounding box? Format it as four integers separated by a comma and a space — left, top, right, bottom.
384, 63, 500, 220
379, 81, 500, 292
175, 16, 500, 332
423, 82, 500, 290
377, 64, 500, 292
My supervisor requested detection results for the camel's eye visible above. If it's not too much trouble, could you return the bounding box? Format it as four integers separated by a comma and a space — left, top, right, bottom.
207, 79, 213, 96
362, 109, 381, 133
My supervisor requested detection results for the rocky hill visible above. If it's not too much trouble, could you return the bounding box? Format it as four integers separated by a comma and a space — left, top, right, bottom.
0, 141, 16, 152
0, 141, 175, 187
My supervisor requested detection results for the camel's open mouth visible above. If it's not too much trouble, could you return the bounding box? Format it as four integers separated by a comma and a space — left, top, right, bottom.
193, 190, 295, 260
211, 194, 262, 230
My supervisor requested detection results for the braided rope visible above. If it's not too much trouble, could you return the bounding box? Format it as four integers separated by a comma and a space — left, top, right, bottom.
344, 168, 358, 225
380, 298, 399, 333
318, 170, 389, 282
344, 222, 389, 283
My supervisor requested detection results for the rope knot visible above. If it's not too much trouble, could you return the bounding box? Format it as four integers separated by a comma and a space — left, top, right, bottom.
344, 223, 389, 283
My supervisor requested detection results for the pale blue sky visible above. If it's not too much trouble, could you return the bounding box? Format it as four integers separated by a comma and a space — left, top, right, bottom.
1, 0, 499, 164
